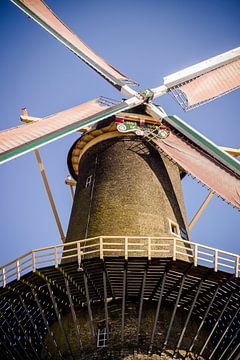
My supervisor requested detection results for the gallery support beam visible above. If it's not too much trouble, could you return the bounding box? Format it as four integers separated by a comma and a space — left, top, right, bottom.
187, 284, 220, 354
149, 272, 167, 353
31, 288, 63, 359
83, 272, 96, 344
64, 278, 83, 350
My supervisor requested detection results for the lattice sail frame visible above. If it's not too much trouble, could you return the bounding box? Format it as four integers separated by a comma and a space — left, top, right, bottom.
163, 47, 240, 111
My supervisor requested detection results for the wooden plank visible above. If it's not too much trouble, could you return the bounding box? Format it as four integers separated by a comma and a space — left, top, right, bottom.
149, 272, 167, 352
83, 272, 96, 344
136, 267, 147, 344
47, 282, 73, 359
121, 265, 127, 344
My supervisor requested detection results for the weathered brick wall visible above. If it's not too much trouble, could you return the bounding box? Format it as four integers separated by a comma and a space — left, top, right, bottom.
42, 300, 212, 359
66, 137, 189, 243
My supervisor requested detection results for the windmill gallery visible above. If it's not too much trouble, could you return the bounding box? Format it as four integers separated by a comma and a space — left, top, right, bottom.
0, 1, 240, 359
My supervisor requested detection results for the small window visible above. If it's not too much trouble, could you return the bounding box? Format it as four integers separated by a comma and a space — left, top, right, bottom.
85, 175, 92, 188
169, 219, 180, 237
97, 326, 108, 347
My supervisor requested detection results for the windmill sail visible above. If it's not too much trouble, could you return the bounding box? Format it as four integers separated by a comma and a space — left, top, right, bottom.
146, 104, 240, 208
11, 0, 137, 90
154, 132, 240, 208
0, 97, 134, 165
163, 47, 240, 111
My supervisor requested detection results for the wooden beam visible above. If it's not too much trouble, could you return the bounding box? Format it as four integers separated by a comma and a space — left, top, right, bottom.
21, 108, 65, 242
19, 294, 53, 359
136, 267, 147, 344
8, 302, 41, 360
175, 279, 203, 355
47, 282, 73, 359
218, 327, 240, 360
189, 190, 214, 231
64, 278, 83, 350
35, 149, 65, 241
219, 146, 240, 157
187, 284, 220, 354
121, 264, 127, 344
83, 272, 96, 344
31, 288, 63, 359
163, 274, 185, 350
189, 147, 239, 231
199, 292, 234, 356
0, 309, 31, 360
65, 176, 76, 200
149, 272, 167, 353
209, 306, 240, 359
103, 269, 110, 342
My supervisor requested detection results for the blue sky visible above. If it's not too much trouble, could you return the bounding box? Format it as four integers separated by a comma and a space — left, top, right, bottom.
0, 0, 239, 265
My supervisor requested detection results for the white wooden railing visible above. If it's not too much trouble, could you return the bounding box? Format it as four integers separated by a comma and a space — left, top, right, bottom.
0, 236, 239, 287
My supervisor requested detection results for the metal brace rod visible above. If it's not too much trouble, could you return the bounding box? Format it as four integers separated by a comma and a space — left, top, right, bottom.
163, 274, 186, 350
121, 264, 127, 344
209, 306, 240, 359
47, 282, 73, 359
0, 309, 31, 360
187, 284, 220, 354
174, 279, 203, 355
7, 302, 41, 360
103, 269, 110, 342
228, 341, 240, 360
19, 294, 53, 360
64, 278, 83, 350
199, 291, 234, 356
149, 272, 167, 353
0, 326, 24, 360
218, 327, 240, 360
83, 272, 96, 344
0, 324, 23, 360
31, 288, 63, 360
136, 267, 147, 344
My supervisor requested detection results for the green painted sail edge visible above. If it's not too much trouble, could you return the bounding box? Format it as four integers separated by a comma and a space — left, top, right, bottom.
10, 0, 126, 88
167, 115, 240, 176
0, 102, 128, 164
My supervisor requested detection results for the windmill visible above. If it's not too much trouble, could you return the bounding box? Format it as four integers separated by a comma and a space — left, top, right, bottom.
0, 0, 240, 359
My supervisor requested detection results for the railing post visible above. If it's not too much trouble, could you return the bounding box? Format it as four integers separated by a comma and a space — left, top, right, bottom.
194, 245, 198, 267
2, 268, 6, 288
173, 237, 176, 261
148, 237, 151, 260
54, 246, 58, 268
214, 250, 218, 272
32, 251, 36, 272
16, 260, 20, 280
125, 237, 128, 260
100, 237, 103, 259
77, 242, 82, 269
235, 256, 239, 277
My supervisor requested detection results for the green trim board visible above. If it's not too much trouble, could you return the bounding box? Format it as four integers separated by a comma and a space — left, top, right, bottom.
164, 114, 240, 177
0, 102, 129, 165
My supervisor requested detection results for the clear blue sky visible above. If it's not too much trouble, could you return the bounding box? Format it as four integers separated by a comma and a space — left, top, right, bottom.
0, 0, 239, 265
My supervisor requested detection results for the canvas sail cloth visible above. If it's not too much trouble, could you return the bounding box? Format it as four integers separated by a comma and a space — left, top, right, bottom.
164, 48, 240, 111
0, 98, 129, 164
154, 133, 240, 208
11, 0, 136, 88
